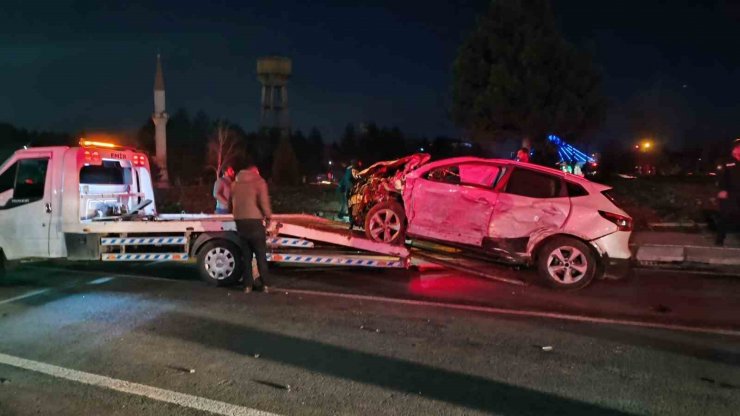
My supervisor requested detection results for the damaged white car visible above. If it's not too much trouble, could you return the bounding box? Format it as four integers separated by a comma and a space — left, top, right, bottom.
349, 154, 633, 289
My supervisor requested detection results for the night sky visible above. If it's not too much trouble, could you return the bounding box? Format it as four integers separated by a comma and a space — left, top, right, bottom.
2, 0, 739, 148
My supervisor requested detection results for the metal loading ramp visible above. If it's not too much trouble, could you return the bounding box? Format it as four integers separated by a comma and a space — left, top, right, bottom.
269, 214, 528, 286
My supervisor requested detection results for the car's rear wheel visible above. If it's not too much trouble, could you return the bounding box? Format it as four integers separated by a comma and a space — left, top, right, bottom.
364, 200, 406, 245
197, 240, 244, 286
537, 237, 597, 290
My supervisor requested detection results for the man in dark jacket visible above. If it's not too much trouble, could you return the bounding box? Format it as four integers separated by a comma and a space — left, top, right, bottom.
231, 161, 273, 293
716, 138, 740, 245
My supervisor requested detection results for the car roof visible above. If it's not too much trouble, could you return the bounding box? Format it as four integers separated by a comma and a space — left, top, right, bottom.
419, 156, 610, 191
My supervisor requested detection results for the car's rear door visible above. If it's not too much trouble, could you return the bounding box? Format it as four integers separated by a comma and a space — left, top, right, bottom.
490, 167, 571, 252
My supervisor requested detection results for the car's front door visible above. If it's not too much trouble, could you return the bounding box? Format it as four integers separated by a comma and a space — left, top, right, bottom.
0, 154, 52, 259
490, 167, 571, 253
406, 162, 503, 246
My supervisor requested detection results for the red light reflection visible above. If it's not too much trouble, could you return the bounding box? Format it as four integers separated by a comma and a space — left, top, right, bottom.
408, 271, 493, 298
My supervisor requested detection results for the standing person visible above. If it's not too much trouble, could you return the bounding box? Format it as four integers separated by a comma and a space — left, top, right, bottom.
231, 160, 273, 293
515, 147, 530, 163
337, 159, 356, 220
716, 138, 740, 245
213, 166, 235, 214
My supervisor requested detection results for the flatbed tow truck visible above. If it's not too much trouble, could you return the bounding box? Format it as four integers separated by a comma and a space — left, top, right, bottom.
0, 140, 526, 286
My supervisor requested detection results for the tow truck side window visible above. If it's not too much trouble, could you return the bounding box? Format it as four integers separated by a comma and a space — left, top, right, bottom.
0, 158, 49, 205
0, 162, 16, 195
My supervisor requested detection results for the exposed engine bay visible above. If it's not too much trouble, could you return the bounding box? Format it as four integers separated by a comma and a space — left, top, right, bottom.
348, 153, 430, 227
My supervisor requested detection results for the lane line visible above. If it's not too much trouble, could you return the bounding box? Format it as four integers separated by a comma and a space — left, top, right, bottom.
0, 352, 280, 416
88, 277, 116, 285
22, 265, 179, 283
0, 289, 51, 305
278, 288, 740, 337
636, 267, 740, 277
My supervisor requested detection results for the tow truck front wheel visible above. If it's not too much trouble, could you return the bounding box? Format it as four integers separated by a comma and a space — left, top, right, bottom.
364, 201, 406, 245
197, 240, 244, 286
537, 237, 597, 290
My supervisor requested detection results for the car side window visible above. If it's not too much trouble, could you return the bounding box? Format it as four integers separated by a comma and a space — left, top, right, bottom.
425, 165, 461, 185
504, 168, 564, 198
13, 158, 49, 200
426, 164, 502, 188
458, 164, 501, 187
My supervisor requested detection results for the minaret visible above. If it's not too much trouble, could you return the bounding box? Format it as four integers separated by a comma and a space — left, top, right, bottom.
152, 54, 169, 186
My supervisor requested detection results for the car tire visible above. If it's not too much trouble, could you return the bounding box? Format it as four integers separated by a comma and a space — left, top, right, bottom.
537, 237, 598, 290
364, 200, 407, 245
197, 240, 244, 286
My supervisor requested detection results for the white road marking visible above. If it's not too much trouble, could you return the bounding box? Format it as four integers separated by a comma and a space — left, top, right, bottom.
278, 288, 740, 337
88, 277, 116, 285
24, 265, 178, 283
0, 289, 51, 305
0, 352, 280, 416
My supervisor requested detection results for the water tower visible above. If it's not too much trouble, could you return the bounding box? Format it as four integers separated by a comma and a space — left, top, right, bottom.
257, 56, 292, 133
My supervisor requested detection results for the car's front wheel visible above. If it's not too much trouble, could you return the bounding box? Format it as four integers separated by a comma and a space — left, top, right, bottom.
364, 200, 407, 245
537, 237, 597, 290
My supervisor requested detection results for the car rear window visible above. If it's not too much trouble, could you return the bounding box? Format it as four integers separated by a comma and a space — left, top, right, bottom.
601, 189, 623, 206
566, 181, 589, 197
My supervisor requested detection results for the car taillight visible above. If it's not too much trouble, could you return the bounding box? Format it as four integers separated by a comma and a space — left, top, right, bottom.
599, 210, 633, 231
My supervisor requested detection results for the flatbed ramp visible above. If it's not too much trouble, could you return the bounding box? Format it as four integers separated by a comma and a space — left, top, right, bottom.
270, 214, 527, 286
410, 249, 527, 286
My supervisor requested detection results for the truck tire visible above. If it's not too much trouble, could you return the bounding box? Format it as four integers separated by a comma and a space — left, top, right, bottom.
536, 236, 597, 290
364, 200, 406, 245
197, 240, 244, 286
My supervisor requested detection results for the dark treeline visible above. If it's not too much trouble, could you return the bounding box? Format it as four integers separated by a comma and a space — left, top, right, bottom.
1, 110, 484, 186
0, 122, 74, 161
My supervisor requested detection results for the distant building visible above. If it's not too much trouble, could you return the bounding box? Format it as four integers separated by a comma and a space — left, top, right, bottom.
257, 56, 291, 136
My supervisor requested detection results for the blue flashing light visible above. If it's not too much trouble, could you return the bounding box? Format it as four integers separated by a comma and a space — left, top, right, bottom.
547, 133, 595, 164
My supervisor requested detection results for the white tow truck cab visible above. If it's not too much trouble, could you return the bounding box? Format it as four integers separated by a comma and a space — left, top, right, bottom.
0, 141, 150, 259
0, 141, 236, 278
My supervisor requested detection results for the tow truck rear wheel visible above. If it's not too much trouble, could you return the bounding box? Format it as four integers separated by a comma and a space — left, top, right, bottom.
364, 200, 406, 245
536, 237, 597, 290
197, 240, 244, 286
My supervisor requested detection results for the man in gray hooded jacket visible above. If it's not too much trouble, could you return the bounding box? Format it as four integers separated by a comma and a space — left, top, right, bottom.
231, 160, 273, 293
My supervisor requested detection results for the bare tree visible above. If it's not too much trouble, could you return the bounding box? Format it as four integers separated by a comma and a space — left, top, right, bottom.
207, 121, 242, 179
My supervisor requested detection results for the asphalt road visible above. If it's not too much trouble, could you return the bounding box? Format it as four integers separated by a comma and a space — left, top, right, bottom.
0, 261, 738, 415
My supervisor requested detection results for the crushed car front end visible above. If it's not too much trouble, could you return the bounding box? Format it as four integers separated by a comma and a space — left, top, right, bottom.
348, 153, 430, 228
